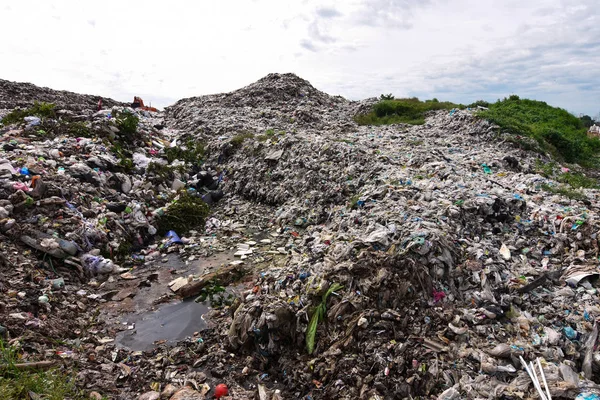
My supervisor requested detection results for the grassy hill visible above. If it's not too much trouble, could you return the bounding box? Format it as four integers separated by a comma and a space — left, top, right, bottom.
355, 95, 599, 167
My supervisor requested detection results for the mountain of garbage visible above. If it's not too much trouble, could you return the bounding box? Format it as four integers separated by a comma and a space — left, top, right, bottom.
1, 73, 600, 400
0, 78, 127, 111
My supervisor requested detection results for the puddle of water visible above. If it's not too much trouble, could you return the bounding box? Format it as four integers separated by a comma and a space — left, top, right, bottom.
110, 251, 244, 351
115, 299, 209, 351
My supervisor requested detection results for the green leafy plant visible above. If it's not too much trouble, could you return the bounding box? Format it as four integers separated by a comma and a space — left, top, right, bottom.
164, 139, 205, 164
66, 121, 92, 138
194, 279, 233, 307
466, 100, 491, 108
306, 283, 344, 355
111, 143, 134, 172
557, 172, 599, 189
257, 129, 277, 142
116, 111, 139, 135
534, 159, 557, 178
156, 191, 210, 236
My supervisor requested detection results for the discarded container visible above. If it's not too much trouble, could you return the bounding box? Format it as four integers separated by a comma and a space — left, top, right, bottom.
52, 278, 65, 290
165, 230, 183, 246
215, 384, 228, 399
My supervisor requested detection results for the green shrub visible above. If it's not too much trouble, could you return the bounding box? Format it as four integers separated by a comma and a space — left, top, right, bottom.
354, 98, 463, 126
164, 139, 205, 164
467, 100, 491, 108
479, 97, 600, 167
32, 102, 56, 117
156, 191, 210, 236
116, 112, 139, 135
67, 121, 92, 138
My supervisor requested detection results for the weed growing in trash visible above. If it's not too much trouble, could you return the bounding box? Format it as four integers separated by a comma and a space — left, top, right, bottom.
164, 139, 206, 164
479, 96, 600, 166
348, 194, 361, 209
194, 279, 234, 308
534, 160, 599, 189
306, 283, 344, 354
156, 190, 210, 236
257, 129, 279, 142
115, 110, 139, 136
110, 142, 134, 173
0, 101, 56, 126
557, 171, 599, 189
230, 132, 255, 148
0, 340, 85, 400
534, 159, 557, 178
66, 121, 92, 138
540, 183, 587, 201
146, 162, 186, 181
354, 98, 463, 126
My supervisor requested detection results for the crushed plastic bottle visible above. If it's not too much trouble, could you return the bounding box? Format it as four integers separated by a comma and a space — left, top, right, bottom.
576, 393, 600, 400
564, 326, 578, 340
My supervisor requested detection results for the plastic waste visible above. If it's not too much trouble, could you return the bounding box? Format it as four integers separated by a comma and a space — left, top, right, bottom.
564, 326, 578, 340
24, 116, 41, 127
52, 278, 65, 290
58, 239, 79, 256
80, 253, 118, 275
576, 394, 600, 400
165, 230, 183, 246
215, 384, 228, 399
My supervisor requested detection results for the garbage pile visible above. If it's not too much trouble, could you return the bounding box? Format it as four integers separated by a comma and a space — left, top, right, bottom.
0, 78, 127, 111
166, 73, 363, 136
165, 73, 600, 399
0, 80, 227, 395
1, 73, 600, 399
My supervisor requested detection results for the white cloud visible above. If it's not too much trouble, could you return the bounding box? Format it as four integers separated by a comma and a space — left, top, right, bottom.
0, 0, 597, 115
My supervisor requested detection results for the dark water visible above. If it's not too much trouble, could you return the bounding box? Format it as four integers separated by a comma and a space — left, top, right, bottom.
115, 299, 209, 351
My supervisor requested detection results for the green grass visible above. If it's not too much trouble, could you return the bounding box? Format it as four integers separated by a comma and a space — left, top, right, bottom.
231, 132, 254, 148
534, 159, 557, 178
557, 172, 599, 189
0, 340, 84, 399
257, 129, 279, 142
0, 102, 56, 126
540, 183, 587, 201
479, 96, 600, 167
354, 98, 463, 126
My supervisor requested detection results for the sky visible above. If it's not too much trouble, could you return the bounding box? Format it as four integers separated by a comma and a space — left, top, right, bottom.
0, 0, 598, 116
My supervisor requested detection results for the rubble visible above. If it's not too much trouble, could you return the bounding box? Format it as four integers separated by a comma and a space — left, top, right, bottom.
1, 73, 600, 399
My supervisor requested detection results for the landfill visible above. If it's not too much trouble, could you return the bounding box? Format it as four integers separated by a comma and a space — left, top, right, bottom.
0, 73, 600, 399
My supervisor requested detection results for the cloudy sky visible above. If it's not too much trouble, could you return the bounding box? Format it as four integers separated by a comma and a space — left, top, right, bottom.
0, 0, 598, 116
